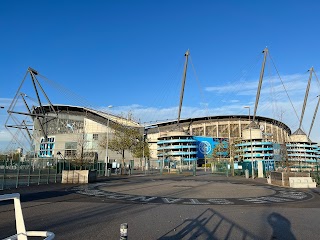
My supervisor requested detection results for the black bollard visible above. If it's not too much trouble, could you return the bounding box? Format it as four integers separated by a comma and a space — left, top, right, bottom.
120, 223, 128, 240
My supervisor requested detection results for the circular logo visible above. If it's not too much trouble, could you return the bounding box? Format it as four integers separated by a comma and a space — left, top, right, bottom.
199, 141, 211, 154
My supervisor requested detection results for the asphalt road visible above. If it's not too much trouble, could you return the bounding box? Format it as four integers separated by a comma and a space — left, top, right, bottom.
0, 171, 320, 240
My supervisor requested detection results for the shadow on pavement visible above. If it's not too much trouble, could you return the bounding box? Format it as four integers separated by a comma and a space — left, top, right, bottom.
158, 208, 260, 240
268, 212, 296, 240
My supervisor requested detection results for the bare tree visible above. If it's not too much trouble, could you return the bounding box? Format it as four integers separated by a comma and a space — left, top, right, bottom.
99, 122, 144, 169
72, 132, 95, 170
131, 135, 150, 168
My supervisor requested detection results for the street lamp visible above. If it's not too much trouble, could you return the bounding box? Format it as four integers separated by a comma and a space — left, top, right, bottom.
244, 106, 255, 179
143, 131, 146, 175
105, 105, 113, 176
136, 133, 147, 174
142, 128, 150, 174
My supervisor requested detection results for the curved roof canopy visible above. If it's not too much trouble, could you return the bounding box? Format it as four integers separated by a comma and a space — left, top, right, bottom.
145, 115, 291, 134
33, 104, 141, 128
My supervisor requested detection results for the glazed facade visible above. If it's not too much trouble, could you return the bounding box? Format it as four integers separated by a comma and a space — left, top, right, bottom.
147, 115, 291, 160
286, 129, 319, 171
157, 131, 198, 167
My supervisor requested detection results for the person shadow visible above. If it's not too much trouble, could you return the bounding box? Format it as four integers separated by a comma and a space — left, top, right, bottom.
268, 212, 296, 240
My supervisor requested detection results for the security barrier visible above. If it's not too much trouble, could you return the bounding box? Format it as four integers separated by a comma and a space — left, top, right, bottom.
0, 193, 55, 239
0, 157, 106, 190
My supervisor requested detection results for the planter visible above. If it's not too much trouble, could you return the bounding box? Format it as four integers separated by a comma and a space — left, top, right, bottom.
61, 170, 97, 184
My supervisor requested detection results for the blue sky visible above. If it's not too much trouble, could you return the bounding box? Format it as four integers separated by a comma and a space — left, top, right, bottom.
1, 0, 320, 151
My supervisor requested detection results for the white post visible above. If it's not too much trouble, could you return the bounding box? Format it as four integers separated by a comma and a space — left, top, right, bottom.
105, 118, 110, 176
244, 106, 255, 179
120, 223, 128, 240
205, 155, 207, 172
105, 105, 113, 176
143, 136, 146, 175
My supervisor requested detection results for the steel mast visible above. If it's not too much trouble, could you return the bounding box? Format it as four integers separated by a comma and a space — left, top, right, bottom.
299, 67, 313, 131
308, 68, 318, 138
252, 48, 268, 122
177, 50, 190, 126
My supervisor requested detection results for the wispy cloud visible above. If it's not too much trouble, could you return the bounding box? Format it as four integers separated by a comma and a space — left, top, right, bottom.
0, 98, 13, 107
2, 72, 320, 152
112, 72, 320, 142
205, 73, 311, 97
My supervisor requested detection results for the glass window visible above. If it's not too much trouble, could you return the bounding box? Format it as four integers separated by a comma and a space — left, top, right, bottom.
93, 134, 99, 140
65, 150, 77, 157
65, 142, 77, 149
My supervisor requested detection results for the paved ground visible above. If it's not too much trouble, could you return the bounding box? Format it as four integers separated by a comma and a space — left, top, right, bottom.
0, 170, 320, 239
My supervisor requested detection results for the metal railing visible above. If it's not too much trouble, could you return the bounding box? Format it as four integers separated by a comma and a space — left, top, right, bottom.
0, 157, 106, 190
0, 193, 55, 239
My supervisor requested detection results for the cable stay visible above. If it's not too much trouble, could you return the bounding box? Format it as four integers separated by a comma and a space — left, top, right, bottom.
288, 66, 317, 143
189, 55, 210, 121
250, 48, 304, 138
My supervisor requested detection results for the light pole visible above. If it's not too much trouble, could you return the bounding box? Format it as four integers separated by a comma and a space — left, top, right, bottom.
142, 133, 146, 175
244, 106, 254, 179
105, 105, 113, 176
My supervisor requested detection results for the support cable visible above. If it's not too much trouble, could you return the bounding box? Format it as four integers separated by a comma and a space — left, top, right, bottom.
189, 55, 208, 117
268, 53, 300, 123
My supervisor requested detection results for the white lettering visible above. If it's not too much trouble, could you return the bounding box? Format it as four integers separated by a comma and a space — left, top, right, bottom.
183, 199, 209, 205
207, 199, 234, 205
129, 196, 158, 202
162, 198, 183, 204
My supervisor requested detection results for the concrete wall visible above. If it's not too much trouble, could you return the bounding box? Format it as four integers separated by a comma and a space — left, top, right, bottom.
61, 170, 97, 184
270, 171, 310, 186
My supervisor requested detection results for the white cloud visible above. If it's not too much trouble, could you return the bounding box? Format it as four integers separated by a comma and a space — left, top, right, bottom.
112, 71, 320, 142
205, 73, 310, 97
0, 98, 13, 106
0, 129, 12, 142
3, 71, 320, 153
0, 129, 13, 152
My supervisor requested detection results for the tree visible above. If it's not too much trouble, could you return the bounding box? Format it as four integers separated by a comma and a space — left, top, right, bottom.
227, 138, 242, 176
72, 132, 95, 170
212, 140, 232, 173
212, 141, 228, 161
100, 122, 145, 169
131, 135, 150, 168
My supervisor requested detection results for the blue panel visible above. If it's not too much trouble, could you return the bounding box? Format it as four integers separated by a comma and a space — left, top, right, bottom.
192, 136, 229, 159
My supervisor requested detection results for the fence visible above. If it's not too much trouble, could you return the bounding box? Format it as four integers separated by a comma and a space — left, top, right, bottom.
2, 157, 231, 190
0, 157, 106, 190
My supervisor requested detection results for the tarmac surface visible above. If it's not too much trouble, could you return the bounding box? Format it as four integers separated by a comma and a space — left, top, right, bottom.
72, 173, 314, 205
1, 170, 320, 239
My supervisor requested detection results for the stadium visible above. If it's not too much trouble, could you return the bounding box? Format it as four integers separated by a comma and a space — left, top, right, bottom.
28, 103, 293, 176
4, 56, 319, 178
31, 104, 142, 164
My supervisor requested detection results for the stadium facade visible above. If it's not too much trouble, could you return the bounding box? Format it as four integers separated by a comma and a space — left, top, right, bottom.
32, 105, 142, 165
30, 104, 318, 175
146, 115, 291, 176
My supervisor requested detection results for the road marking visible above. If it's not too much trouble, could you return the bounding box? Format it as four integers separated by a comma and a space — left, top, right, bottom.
71, 183, 313, 205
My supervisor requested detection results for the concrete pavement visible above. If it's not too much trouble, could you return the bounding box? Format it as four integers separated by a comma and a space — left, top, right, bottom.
0, 170, 319, 239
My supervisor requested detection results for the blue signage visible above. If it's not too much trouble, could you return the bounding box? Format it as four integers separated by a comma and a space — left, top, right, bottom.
193, 136, 229, 159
